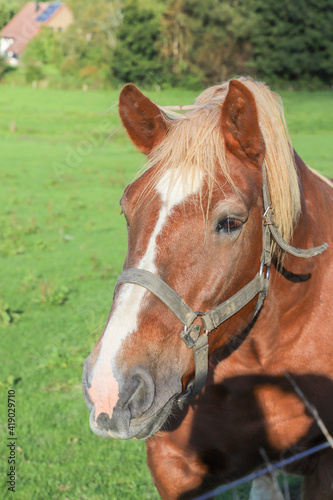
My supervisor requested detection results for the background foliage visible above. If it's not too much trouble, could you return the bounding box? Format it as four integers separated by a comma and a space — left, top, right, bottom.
1, 0, 332, 89
111, 2, 163, 86
250, 0, 333, 88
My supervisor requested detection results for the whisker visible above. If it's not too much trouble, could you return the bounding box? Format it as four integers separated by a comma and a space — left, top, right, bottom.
89, 321, 107, 337
102, 125, 124, 150
100, 101, 119, 114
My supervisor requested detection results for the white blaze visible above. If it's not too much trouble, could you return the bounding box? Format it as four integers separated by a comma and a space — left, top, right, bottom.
89, 168, 203, 418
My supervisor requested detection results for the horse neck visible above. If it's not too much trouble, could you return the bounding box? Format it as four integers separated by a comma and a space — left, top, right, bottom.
252, 152, 332, 345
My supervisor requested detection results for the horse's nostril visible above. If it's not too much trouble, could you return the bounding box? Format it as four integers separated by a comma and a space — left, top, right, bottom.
96, 412, 112, 431
118, 367, 155, 420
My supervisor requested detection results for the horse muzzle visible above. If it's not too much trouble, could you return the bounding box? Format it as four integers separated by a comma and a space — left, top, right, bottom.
83, 360, 180, 439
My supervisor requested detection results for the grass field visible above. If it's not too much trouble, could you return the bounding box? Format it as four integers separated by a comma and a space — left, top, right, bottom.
0, 84, 332, 500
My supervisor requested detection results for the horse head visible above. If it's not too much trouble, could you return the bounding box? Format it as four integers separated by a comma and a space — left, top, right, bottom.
83, 79, 299, 440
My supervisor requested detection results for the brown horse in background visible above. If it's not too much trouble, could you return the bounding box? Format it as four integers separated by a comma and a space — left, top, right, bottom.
83, 78, 333, 499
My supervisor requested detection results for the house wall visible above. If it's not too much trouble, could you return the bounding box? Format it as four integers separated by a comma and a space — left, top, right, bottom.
47, 5, 74, 31
0, 37, 14, 56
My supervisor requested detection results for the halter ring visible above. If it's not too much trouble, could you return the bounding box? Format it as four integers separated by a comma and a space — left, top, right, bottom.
183, 312, 209, 336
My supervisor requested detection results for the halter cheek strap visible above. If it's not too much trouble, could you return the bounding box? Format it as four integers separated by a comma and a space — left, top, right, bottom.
115, 268, 268, 408
114, 166, 328, 409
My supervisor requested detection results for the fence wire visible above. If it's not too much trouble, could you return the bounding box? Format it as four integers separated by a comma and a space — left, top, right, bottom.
194, 441, 331, 500
194, 372, 333, 498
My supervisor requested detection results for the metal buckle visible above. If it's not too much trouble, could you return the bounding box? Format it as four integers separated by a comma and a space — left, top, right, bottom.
259, 260, 270, 280
262, 203, 273, 220
262, 204, 276, 226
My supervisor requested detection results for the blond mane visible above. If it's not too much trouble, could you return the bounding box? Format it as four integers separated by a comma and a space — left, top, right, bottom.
136, 77, 301, 249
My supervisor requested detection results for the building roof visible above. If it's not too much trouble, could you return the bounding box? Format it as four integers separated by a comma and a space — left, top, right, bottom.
1, 2, 69, 55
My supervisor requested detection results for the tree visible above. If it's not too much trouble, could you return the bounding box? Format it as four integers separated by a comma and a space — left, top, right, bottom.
111, 1, 163, 86
160, 0, 256, 87
66, 0, 123, 53
23, 26, 59, 64
57, 0, 123, 85
250, 0, 333, 86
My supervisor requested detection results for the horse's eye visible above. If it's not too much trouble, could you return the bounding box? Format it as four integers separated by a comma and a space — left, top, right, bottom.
216, 218, 243, 234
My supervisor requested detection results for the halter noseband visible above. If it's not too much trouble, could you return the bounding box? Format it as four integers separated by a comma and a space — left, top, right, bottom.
114, 165, 328, 409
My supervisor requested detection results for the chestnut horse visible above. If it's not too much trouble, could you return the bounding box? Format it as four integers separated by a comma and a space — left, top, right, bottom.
83, 78, 333, 499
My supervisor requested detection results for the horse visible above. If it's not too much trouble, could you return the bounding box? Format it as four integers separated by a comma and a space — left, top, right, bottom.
82, 78, 333, 499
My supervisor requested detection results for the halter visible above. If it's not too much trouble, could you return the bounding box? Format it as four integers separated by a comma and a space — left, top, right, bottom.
114, 165, 328, 409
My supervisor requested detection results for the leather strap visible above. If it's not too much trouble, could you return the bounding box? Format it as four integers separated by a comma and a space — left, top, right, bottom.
201, 273, 266, 332
115, 267, 267, 406
177, 333, 209, 408
116, 269, 267, 335
268, 224, 328, 257
262, 165, 328, 258
115, 267, 268, 405
115, 268, 197, 327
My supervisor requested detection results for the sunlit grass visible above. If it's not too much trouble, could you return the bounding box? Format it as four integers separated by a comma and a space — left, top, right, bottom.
0, 84, 331, 499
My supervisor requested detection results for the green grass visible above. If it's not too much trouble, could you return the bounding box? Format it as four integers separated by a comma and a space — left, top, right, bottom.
280, 90, 333, 177
0, 84, 332, 499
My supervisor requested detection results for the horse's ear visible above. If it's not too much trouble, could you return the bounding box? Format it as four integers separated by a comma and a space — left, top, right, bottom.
119, 84, 168, 154
221, 80, 265, 166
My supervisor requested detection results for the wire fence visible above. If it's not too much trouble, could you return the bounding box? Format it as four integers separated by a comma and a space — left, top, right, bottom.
194, 441, 331, 500
194, 371, 333, 500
